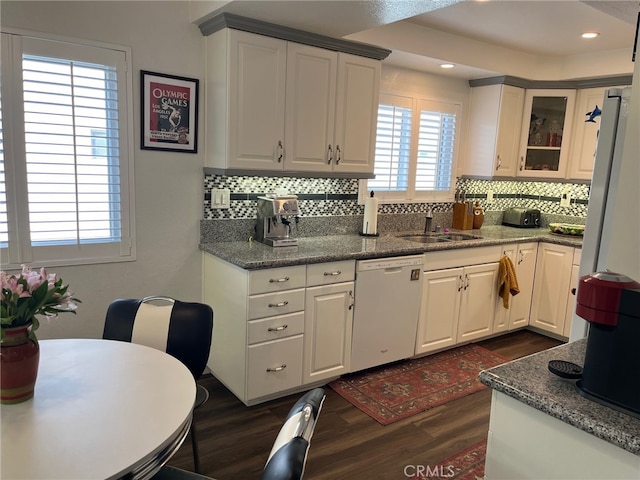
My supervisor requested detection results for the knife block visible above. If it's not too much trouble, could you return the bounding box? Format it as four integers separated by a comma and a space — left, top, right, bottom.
452, 203, 474, 230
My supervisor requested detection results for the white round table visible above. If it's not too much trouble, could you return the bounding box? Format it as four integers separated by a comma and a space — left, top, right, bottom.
1, 339, 196, 480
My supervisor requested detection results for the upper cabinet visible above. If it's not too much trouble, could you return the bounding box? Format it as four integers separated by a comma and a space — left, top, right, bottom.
567, 86, 623, 180
464, 84, 525, 178
205, 28, 380, 176
517, 89, 576, 178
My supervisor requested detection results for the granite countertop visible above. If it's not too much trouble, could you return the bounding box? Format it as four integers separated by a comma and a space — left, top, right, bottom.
199, 225, 583, 270
479, 339, 640, 456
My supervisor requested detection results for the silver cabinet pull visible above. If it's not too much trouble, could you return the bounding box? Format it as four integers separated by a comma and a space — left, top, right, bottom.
267, 324, 288, 332
458, 275, 464, 292
268, 301, 289, 308
269, 276, 289, 283
348, 290, 354, 310
496, 154, 501, 170
520, 156, 524, 171
277, 140, 284, 163
518, 251, 524, 265
266, 364, 287, 372
464, 273, 470, 290
335, 144, 342, 164
323, 270, 341, 276
327, 144, 333, 164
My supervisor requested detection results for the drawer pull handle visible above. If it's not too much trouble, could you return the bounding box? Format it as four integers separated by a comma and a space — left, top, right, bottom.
268, 301, 289, 308
269, 277, 290, 283
266, 364, 287, 372
267, 324, 288, 332
323, 270, 341, 276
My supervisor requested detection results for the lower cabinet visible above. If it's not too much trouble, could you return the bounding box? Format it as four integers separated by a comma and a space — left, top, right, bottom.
416, 246, 502, 355
495, 242, 538, 331
203, 254, 354, 406
303, 281, 354, 384
563, 248, 582, 337
530, 243, 576, 337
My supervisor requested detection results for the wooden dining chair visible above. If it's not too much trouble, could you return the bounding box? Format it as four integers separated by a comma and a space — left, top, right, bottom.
103, 296, 214, 473
151, 388, 326, 480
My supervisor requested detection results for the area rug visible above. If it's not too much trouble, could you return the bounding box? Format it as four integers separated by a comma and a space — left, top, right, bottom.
329, 344, 510, 425
409, 440, 488, 480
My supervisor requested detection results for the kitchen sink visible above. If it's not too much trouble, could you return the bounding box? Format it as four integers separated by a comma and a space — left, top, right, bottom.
399, 235, 452, 243
399, 233, 483, 243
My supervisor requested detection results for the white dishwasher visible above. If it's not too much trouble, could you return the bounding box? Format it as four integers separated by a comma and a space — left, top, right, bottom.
351, 255, 424, 372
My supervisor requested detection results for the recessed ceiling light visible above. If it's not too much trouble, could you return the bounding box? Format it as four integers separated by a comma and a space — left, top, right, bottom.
582, 32, 600, 39
440, 64, 455, 69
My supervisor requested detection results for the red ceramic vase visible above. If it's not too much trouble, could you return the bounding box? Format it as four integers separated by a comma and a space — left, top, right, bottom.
0, 324, 40, 404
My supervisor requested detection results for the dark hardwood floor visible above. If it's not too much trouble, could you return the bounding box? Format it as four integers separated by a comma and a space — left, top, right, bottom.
167, 330, 562, 479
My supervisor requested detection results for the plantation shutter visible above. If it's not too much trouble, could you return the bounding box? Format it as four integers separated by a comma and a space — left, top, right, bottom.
1, 33, 134, 267
369, 95, 413, 192
22, 53, 121, 245
416, 100, 458, 192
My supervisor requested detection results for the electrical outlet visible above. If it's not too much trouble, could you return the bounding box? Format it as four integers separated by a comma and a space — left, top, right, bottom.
560, 189, 571, 208
212, 188, 231, 209
486, 190, 494, 204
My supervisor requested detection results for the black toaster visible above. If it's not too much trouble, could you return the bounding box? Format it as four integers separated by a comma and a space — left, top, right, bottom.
502, 207, 541, 228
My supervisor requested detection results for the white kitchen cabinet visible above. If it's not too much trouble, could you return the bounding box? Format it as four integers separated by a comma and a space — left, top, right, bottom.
416, 246, 502, 353
304, 282, 354, 383
567, 87, 623, 180
303, 260, 354, 383
206, 29, 379, 175
464, 84, 525, 178
457, 262, 500, 343
529, 243, 575, 336
203, 254, 356, 405
517, 89, 576, 178
207, 29, 287, 171
563, 248, 582, 337
415, 267, 462, 354
495, 242, 538, 331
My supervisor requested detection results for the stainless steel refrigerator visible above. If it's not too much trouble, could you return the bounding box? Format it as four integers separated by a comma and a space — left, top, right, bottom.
570, 84, 640, 341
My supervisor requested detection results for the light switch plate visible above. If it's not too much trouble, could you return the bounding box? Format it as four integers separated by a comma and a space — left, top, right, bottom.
211, 188, 230, 209
560, 191, 571, 208
486, 190, 494, 204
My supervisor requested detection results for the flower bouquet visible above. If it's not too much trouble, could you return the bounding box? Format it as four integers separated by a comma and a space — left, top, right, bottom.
1, 265, 80, 342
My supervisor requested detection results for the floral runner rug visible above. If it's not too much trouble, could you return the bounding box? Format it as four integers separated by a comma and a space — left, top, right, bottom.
329, 344, 510, 425
409, 439, 488, 480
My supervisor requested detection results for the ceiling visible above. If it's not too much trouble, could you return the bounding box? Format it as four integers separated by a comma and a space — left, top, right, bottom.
195, 0, 639, 80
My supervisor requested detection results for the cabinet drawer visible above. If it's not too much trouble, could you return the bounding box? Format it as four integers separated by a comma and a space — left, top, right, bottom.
248, 311, 305, 344
248, 265, 306, 295
424, 245, 502, 271
247, 335, 303, 400
248, 288, 305, 320
306, 260, 355, 286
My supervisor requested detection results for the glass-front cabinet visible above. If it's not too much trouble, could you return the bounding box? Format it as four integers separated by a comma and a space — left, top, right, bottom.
518, 89, 576, 178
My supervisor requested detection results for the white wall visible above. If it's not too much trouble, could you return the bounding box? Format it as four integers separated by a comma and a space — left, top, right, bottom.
1, 1, 207, 339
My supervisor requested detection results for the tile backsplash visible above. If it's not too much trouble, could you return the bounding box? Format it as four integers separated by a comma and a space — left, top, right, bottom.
201, 174, 589, 242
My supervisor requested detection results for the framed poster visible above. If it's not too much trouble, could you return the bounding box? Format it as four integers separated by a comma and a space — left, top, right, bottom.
141, 71, 199, 153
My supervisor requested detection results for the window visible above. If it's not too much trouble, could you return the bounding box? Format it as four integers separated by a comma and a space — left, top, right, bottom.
363, 93, 460, 203
0, 32, 134, 268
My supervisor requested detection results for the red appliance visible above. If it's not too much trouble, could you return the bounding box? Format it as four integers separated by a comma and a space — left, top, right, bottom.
575, 271, 640, 417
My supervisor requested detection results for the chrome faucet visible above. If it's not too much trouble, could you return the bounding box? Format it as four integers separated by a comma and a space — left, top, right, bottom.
424, 216, 433, 234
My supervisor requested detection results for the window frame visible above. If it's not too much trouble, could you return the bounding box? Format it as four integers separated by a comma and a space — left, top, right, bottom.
360, 92, 462, 205
0, 29, 136, 269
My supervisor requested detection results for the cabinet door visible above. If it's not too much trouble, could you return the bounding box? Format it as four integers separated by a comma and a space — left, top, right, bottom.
303, 282, 354, 383
458, 263, 499, 343
284, 44, 337, 172
567, 87, 619, 180
333, 53, 380, 174
563, 264, 580, 338
228, 30, 287, 170
495, 85, 526, 176
517, 89, 576, 178
502, 243, 538, 330
530, 244, 574, 334
415, 267, 463, 355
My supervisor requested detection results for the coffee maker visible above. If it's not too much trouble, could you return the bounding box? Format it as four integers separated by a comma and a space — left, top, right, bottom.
575, 271, 640, 417
255, 195, 300, 247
